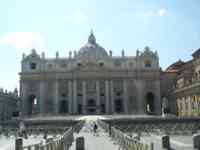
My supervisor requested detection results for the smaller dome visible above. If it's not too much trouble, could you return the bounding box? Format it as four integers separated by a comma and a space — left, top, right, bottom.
77, 30, 108, 59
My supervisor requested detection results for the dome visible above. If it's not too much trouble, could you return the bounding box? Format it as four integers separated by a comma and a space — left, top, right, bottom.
76, 30, 108, 59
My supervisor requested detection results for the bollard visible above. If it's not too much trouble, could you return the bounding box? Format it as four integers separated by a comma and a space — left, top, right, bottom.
150, 142, 154, 150
15, 138, 23, 150
76, 137, 85, 150
24, 131, 28, 139
162, 135, 170, 149
35, 145, 39, 150
109, 124, 111, 137
193, 134, 200, 149
44, 132, 47, 139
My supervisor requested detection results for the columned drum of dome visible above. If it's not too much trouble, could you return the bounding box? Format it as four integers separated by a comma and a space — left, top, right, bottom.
20, 31, 162, 116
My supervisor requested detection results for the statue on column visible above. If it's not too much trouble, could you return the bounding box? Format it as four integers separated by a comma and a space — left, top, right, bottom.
162, 97, 169, 117
19, 121, 26, 137
121, 49, 125, 57
109, 50, 112, 57
69, 51, 72, 58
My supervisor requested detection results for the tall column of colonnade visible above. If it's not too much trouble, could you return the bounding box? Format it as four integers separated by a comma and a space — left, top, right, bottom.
39, 79, 129, 115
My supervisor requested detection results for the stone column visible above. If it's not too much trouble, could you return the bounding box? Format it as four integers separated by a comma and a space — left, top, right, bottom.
54, 80, 59, 114
182, 97, 186, 117
110, 80, 114, 113
176, 98, 180, 116
82, 80, 86, 114
39, 80, 45, 114
73, 80, 77, 114
123, 79, 128, 114
155, 80, 161, 115
136, 80, 145, 114
105, 80, 110, 114
21, 81, 28, 116
188, 96, 192, 117
15, 138, 23, 150
96, 80, 100, 114
68, 80, 72, 114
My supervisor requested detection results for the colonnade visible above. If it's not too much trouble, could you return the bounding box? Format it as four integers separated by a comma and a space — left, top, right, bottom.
38, 79, 128, 115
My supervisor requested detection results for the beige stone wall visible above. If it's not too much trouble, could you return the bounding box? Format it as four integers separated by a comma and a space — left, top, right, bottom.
177, 95, 200, 117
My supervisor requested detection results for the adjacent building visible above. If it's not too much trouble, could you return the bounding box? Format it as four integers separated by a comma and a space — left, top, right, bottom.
0, 88, 19, 121
174, 49, 200, 117
20, 31, 164, 116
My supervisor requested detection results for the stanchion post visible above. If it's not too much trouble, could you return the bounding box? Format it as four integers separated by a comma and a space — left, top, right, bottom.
150, 142, 154, 150
15, 138, 23, 150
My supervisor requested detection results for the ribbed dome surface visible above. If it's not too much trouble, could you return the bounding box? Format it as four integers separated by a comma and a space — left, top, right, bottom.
77, 31, 108, 59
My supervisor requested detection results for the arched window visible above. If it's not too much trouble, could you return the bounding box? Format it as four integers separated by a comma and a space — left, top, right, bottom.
99, 62, 104, 67
77, 63, 82, 67
27, 95, 37, 115
145, 92, 154, 114
145, 60, 151, 68
30, 62, 37, 70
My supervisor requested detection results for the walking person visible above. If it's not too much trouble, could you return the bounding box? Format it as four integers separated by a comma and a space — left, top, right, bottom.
93, 123, 98, 136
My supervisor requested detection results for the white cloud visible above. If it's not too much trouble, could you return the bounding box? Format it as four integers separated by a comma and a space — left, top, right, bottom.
157, 8, 167, 16
65, 10, 88, 24
0, 32, 46, 52
145, 8, 167, 17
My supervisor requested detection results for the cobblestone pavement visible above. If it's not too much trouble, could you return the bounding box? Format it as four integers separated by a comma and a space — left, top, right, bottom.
69, 120, 119, 150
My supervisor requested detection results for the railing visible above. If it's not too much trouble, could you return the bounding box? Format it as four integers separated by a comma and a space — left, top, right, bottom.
73, 120, 85, 133
98, 120, 151, 150
109, 122, 200, 136
22, 127, 73, 150
22, 120, 85, 150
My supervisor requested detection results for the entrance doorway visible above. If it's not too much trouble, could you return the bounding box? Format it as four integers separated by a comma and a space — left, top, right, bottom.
27, 95, 37, 115
145, 92, 155, 114
59, 100, 68, 114
115, 99, 123, 113
86, 99, 96, 114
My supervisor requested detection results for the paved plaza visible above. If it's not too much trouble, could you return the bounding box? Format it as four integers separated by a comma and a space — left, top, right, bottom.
0, 115, 198, 150
140, 134, 194, 150
73, 115, 196, 150
70, 116, 119, 150
1, 134, 46, 150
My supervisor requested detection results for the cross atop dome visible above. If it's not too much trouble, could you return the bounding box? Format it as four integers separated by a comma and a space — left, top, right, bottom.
88, 29, 96, 44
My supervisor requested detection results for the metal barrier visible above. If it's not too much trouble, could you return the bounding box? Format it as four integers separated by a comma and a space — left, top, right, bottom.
98, 120, 152, 150
21, 120, 85, 150
22, 127, 73, 150
113, 122, 200, 135
73, 120, 85, 133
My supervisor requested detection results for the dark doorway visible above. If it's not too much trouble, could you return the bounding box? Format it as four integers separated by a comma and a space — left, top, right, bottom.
146, 92, 155, 114
59, 100, 68, 114
87, 99, 96, 113
101, 104, 105, 113
78, 104, 82, 114
115, 99, 123, 113
27, 95, 37, 115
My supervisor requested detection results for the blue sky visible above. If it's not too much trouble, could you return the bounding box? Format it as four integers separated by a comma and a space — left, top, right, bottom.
0, 0, 200, 91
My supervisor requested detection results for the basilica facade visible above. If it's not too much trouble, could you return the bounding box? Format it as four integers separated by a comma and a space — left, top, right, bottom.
20, 31, 162, 116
